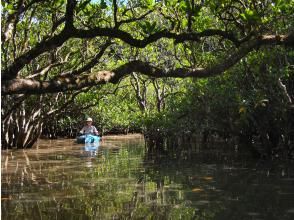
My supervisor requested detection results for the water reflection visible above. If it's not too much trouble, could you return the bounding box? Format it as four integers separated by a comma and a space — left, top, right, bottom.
84, 142, 100, 157
1, 135, 294, 220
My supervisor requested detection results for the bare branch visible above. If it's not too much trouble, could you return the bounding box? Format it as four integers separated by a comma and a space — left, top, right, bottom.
64, 0, 77, 30
59, 40, 112, 77
2, 0, 25, 43
113, 0, 118, 27
117, 9, 154, 26
72, 27, 241, 47
277, 78, 292, 105
46, 90, 84, 116
26, 62, 65, 79
2, 29, 73, 80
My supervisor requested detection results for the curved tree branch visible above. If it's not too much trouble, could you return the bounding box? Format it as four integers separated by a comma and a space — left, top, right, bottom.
2, 30, 73, 81
2, 33, 293, 95
1, 0, 77, 81
72, 27, 240, 47
117, 9, 154, 26
113, 0, 118, 27
64, 0, 77, 30
59, 40, 112, 77
2, 25, 243, 81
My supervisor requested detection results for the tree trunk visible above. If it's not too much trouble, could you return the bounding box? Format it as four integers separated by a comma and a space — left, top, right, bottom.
1, 96, 43, 149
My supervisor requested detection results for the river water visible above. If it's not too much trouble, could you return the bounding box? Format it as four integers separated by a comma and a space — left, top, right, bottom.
1, 135, 294, 219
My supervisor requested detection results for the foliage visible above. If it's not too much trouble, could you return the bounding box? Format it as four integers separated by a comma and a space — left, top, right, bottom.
1, 0, 293, 154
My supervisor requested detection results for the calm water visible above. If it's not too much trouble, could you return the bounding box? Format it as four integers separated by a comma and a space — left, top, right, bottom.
1, 135, 294, 220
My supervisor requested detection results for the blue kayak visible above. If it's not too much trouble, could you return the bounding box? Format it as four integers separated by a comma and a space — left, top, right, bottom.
76, 134, 100, 144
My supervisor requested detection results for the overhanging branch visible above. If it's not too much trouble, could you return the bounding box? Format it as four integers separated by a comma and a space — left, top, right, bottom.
2, 26, 244, 81
3, 34, 292, 95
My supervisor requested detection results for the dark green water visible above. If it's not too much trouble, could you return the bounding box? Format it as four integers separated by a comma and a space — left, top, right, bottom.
1, 135, 294, 220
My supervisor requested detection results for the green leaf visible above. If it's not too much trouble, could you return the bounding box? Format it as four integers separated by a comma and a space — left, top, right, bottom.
138, 21, 159, 35
100, 0, 107, 9
4, 3, 16, 14
240, 9, 260, 22
6, 4, 14, 10
178, 1, 188, 12
55, 0, 65, 8
181, 18, 188, 28
240, 13, 247, 21
77, 0, 91, 12
145, 0, 155, 8
193, 5, 202, 17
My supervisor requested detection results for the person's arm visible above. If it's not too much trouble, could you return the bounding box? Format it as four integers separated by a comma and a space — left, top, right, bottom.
80, 126, 85, 134
93, 126, 99, 135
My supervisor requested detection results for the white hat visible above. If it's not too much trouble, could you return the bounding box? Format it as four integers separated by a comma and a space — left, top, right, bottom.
86, 117, 93, 122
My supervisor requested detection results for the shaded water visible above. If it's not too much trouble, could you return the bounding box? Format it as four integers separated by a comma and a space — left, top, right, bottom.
1, 135, 294, 220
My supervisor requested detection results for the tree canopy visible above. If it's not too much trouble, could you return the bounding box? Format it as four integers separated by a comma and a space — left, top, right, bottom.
2, 0, 293, 95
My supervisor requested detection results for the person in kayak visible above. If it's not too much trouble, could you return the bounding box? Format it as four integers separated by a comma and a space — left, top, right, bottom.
79, 117, 99, 136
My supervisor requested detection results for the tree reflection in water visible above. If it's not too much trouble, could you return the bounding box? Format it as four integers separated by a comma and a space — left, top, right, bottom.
1, 136, 294, 220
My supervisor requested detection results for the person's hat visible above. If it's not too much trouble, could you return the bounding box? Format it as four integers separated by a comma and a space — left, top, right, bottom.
86, 117, 93, 122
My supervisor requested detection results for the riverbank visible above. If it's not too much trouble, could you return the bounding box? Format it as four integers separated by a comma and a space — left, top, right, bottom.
101, 133, 143, 140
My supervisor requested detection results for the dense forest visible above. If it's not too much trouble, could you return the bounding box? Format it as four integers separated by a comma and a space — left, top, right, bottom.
1, 0, 294, 158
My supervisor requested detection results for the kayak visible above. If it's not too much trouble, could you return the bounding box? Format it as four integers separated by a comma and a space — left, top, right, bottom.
76, 134, 100, 144
76, 135, 100, 143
